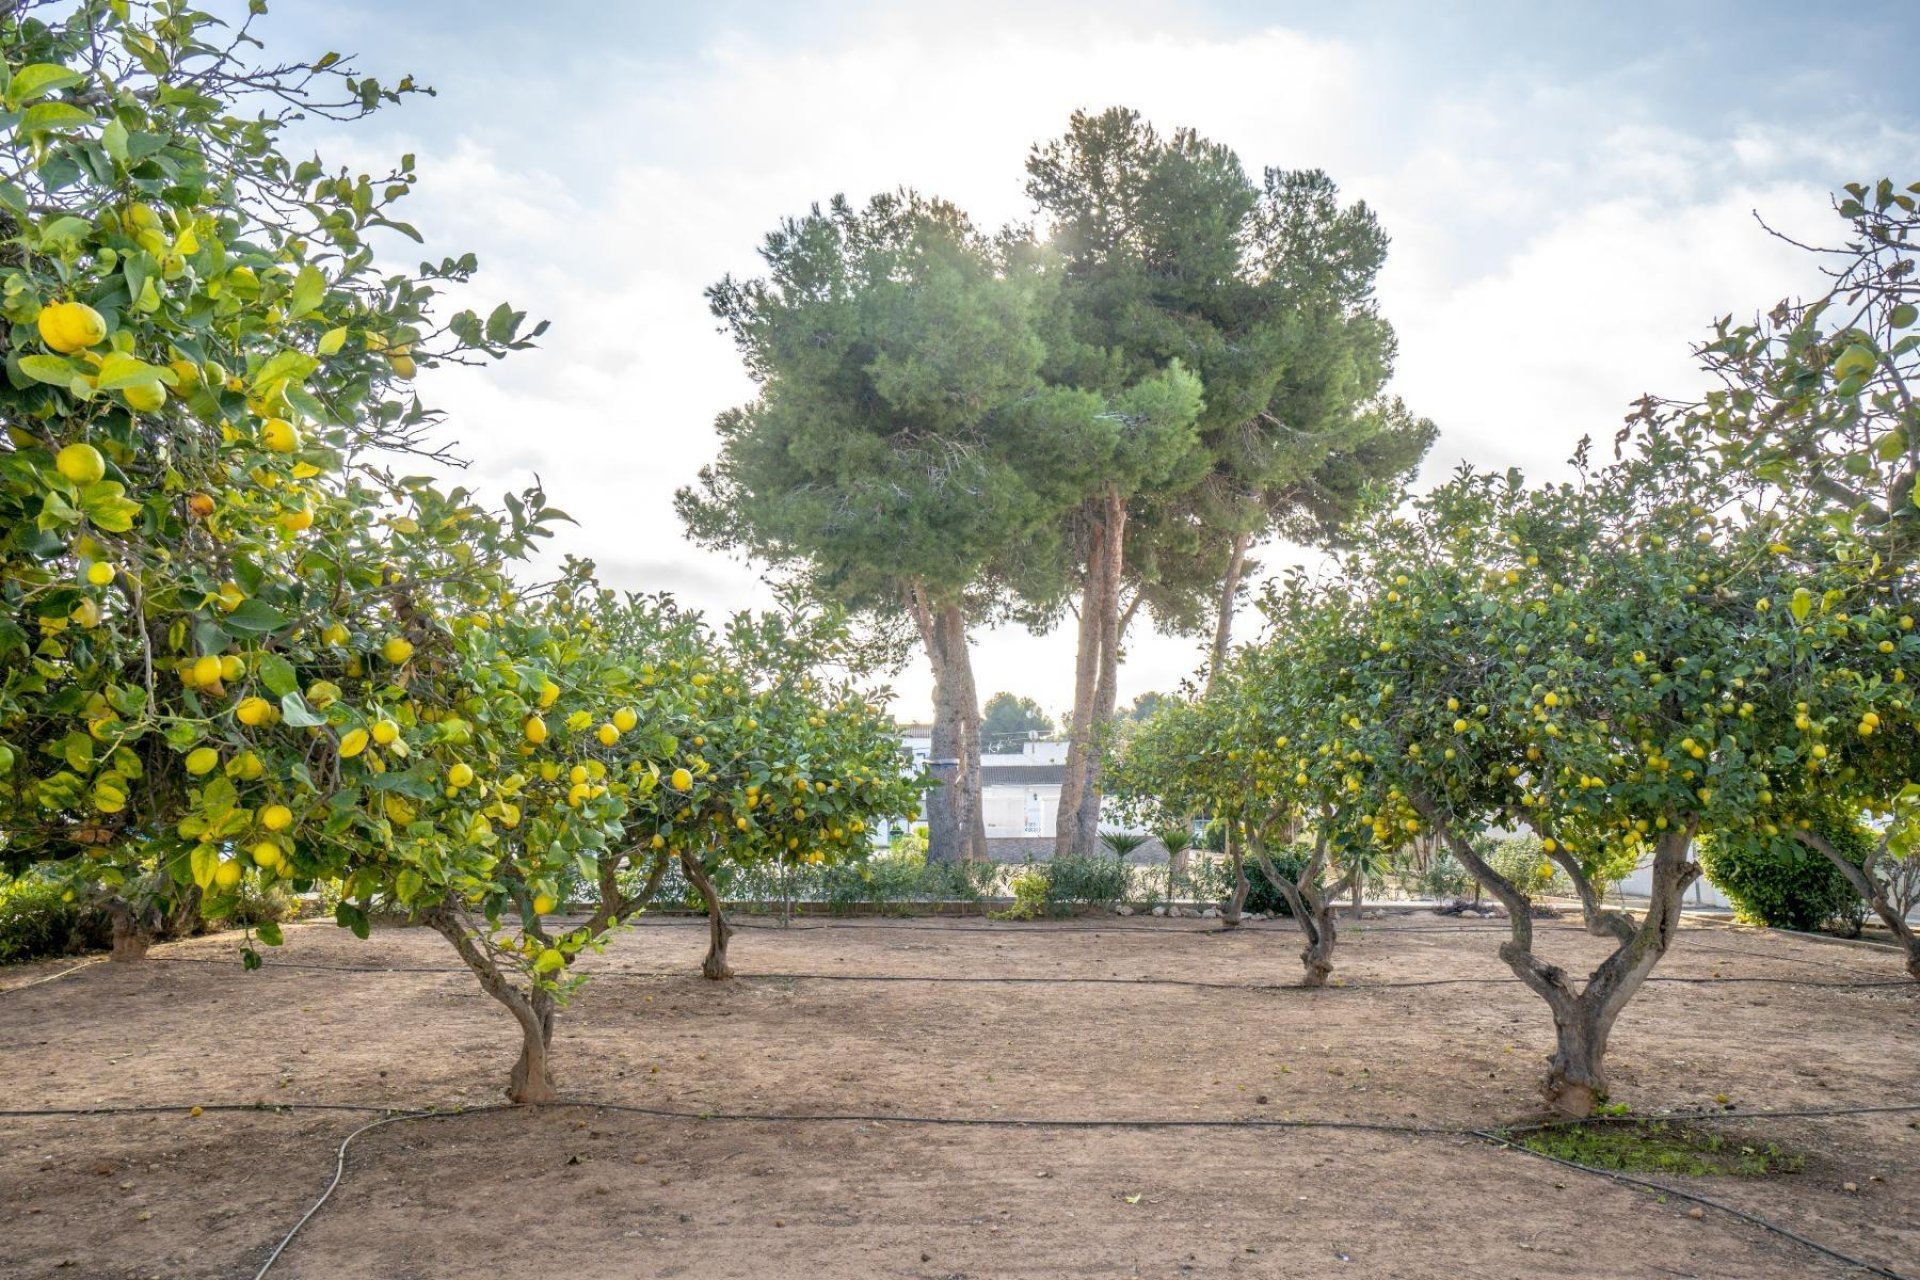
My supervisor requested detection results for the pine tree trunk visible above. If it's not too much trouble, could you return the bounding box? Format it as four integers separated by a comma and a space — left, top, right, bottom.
936, 601, 988, 863
1070, 492, 1127, 855
1055, 512, 1105, 857
680, 854, 734, 980
1209, 528, 1252, 686
913, 588, 966, 865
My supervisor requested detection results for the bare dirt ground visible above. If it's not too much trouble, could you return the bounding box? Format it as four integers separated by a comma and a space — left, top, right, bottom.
3, 910, 1916, 1280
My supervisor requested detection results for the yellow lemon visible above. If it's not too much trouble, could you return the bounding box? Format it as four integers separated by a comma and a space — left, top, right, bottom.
123, 381, 167, 413
524, 715, 549, 745
278, 504, 314, 533
382, 636, 414, 664
612, 706, 638, 733
338, 728, 370, 758
261, 417, 301, 452
261, 804, 293, 832
86, 561, 115, 586
321, 622, 350, 647
38, 301, 107, 353
189, 655, 223, 688
168, 358, 202, 394
370, 719, 400, 746
568, 764, 588, 786
251, 841, 281, 868
220, 654, 245, 682
532, 893, 557, 916
235, 696, 275, 727
537, 678, 560, 709
185, 747, 219, 776
447, 761, 475, 788
597, 723, 618, 747
670, 767, 693, 791
213, 859, 243, 890
55, 442, 107, 485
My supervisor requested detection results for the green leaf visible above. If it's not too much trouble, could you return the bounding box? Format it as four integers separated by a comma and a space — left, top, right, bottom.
258, 654, 299, 699
250, 348, 318, 394
334, 900, 370, 940
190, 843, 220, 890
1893, 303, 1918, 330
279, 691, 326, 728
100, 116, 128, 164
9, 64, 85, 105
241, 948, 263, 971
396, 867, 424, 902
317, 326, 348, 356
288, 264, 325, 319
223, 599, 290, 635
94, 351, 164, 391
19, 102, 95, 134
19, 354, 77, 386
256, 921, 283, 947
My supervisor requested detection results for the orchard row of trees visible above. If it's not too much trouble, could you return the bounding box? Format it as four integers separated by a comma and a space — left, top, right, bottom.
679, 110, 1435, 865
1110, 182, 1920, 1116
0, 2, 921, 1101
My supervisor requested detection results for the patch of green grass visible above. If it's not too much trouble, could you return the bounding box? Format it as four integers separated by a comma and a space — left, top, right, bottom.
1515, 1119, 1804, 1177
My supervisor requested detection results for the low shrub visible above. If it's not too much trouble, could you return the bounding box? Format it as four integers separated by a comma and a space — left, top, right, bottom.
1412, 849, 1474, 901
0, 876, 112, 964
1243, 845, 1312, 916
995, 866, 1052, 920
1043, 855, 1131, 914
1480, 834, 1573, 899
1698, 821, 1869, 935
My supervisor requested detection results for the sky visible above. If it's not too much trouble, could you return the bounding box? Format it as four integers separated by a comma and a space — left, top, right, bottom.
250, 0, 1920, 725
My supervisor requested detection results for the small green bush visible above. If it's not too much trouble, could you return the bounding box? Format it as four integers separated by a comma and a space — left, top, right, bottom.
1481, 834, 1573, 898
1699, 821, 1869, 934
1044, 855, 1131, 914
1412, 849, 1474, 900
995, 866, 1052, 920
1244, 846, 1311, 916
0, 876, 111, 964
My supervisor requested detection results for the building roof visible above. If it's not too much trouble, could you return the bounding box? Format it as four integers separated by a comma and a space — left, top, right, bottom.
979, 764, 1066, 787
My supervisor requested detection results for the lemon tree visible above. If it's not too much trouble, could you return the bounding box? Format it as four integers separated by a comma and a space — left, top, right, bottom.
1239, 439, 1837, 1115
0, 2, 548, 957
591, 593, 923, 980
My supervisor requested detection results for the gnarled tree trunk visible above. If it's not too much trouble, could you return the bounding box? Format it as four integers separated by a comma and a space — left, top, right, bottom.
1416, 795, 1699, 1117
425, 905, 559, 1104
681, 853, 734, 980
1222, 829, 1249, 928
1545, 846, 1636, 943
1256, 834, 1338, 986
107, 900, 152, 963
1796, 828, 1920, 982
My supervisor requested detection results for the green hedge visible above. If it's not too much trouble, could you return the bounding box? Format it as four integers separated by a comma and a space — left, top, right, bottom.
1698, 821, 1869, 934
0, 877, 111, 964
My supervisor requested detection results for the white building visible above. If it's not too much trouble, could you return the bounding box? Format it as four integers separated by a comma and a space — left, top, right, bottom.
980, 740, 1067, 838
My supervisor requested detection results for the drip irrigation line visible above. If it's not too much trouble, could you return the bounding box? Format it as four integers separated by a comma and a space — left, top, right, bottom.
251, 1104, 513, 1280
0, 957, 102, 992
1469, 1128, 1911, 1280
135, 955, 1912, 993
0, 1101, 405, 1119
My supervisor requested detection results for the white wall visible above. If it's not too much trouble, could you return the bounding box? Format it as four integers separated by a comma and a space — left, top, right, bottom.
983, 783, 1060, 838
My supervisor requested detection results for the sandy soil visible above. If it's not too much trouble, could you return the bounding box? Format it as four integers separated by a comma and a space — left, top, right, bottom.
2, 911, 1915, 1279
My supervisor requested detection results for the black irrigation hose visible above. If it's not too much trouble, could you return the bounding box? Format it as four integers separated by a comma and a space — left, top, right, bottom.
1469, 1128, 1911, 1280
135, 954, 1915, 992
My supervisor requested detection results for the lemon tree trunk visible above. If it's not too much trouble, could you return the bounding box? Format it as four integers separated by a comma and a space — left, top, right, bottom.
1420, 800, 1698, 1117
425, 906, 559, 1104
1256, 839, 1338, 987
681, 854, 734, 980
1796, 829, 1920, 982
